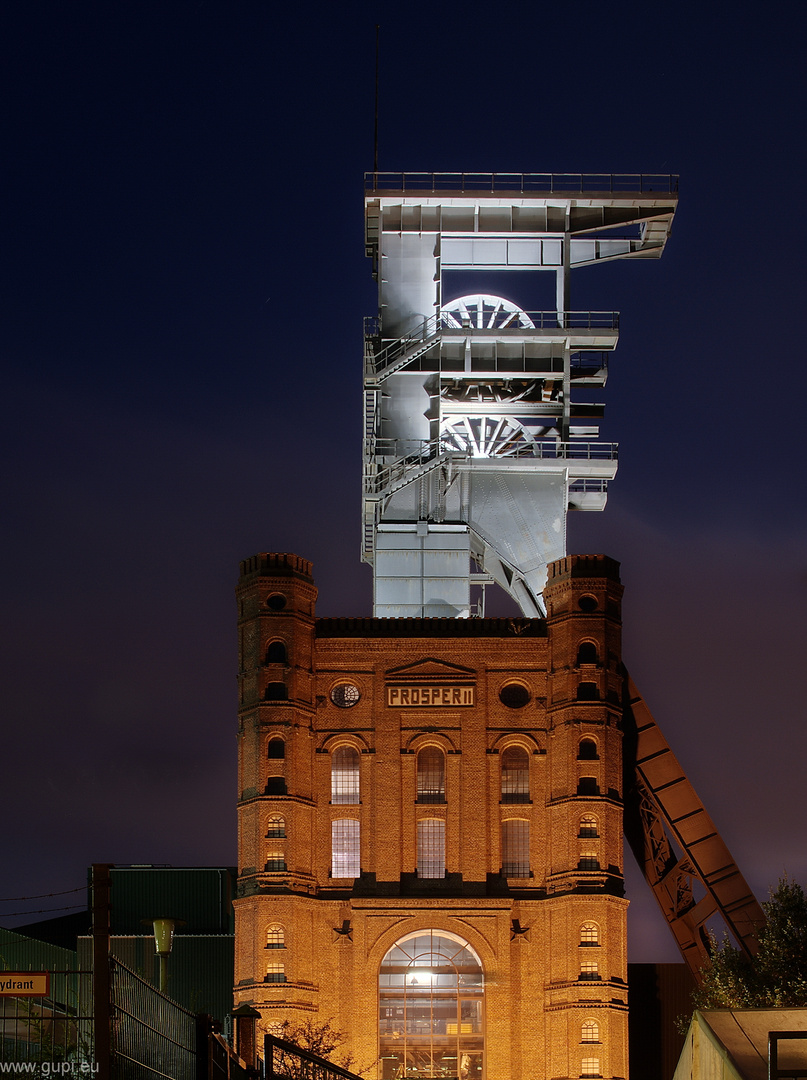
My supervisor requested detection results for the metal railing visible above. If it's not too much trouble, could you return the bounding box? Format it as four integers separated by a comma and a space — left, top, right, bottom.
0, 971, 94, 1067
264, 1034, 364, 1080
364, 312, 619, 379
365, 172, 679, 195
364, 439, 618, 495
110, 959, 197, 1080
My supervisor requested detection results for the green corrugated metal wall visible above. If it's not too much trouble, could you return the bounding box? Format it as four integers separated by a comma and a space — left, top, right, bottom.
0, 928, 78, 971
109, 868, 236, 934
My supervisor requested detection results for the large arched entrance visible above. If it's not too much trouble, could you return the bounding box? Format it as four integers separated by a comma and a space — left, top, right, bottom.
378, 930, 484, 1080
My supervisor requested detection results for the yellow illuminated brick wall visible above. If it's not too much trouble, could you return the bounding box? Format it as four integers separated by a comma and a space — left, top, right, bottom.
233, 552, 628, 1080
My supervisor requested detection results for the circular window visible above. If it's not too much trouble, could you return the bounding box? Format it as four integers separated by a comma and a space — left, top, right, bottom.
330, 683, 361, 708
266, 593, 287, 611
578, 594, 598, 613
499, 682, 531, 709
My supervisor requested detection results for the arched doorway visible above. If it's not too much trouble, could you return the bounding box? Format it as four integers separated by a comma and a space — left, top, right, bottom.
378, 930, 484, 1080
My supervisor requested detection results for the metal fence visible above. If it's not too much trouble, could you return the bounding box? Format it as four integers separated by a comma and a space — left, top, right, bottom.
0, 958, 247, 1080
365, 171, 679, 195
109, 959, 196, 1080
0, 970, 94, 1068
264, 1035, 363, 1080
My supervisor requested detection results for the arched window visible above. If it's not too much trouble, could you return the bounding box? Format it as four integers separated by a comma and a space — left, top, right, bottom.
265, 851, 286, 871
417, 819, 445, 879
266, 640, 287, 664
379, 931, 484, 1080
502, 820, 530, 878
331, 819, 360, 878
580, 922, 599, 946
579, 814, 599, 838
267, 738, 285, 759
266, 814, 286, 838
501, 747, 529, 803
417, 747, 445, 804
331, 746, 360, 804
581, 1020, 599, 1043
581, 1057, 601, 1077
265, 962, 285, 983
577, 641, 598, 665
265, 925, 285, 949
265, 682, 287, 701
578, 738, 598, 760
577, 682, 598, 701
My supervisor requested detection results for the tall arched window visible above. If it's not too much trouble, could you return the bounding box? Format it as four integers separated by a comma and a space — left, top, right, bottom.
331, 746, 360, 804
501, 747, 529, 803
267, 738, 285, 759
331, 819, 360, 878
579, 814, 599, 838
580, 922, 599, 946
379, 931, 484, 1080
578, 738, 598, 760
266, 640, 287, 664
581, 1019, 599, 1043
417, 747, 445, 804
266, 814, 286, 838
417, 819, 445, 879
577, 641, 598, 665
265, 925, 285, 949
501, 820, 530, 877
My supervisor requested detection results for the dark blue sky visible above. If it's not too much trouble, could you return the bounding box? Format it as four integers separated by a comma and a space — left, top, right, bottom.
1, 1, 805, 961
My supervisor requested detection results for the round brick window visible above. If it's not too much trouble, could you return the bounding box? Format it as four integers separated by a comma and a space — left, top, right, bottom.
266, 593, 287, 611
330, 683, 361, 708
499, 682, 531, 709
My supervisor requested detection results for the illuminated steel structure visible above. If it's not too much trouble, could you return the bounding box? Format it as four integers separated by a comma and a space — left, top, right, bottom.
362, 173, 677, 617
233, 171, 768, 1080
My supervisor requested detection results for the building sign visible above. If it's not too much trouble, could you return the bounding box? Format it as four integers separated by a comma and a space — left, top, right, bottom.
387, 685, 474, 707
0, 973, 50, 996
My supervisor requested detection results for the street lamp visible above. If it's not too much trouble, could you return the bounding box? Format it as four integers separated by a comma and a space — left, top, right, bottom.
142, 917, 185, 992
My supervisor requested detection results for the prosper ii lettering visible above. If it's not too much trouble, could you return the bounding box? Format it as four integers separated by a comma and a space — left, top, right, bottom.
387, 686, 473, 707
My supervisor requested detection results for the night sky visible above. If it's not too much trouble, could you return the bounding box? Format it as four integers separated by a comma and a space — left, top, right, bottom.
2, 2, 805, 963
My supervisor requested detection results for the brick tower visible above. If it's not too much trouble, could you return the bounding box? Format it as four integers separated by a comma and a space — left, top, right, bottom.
234, 551, 629, 1080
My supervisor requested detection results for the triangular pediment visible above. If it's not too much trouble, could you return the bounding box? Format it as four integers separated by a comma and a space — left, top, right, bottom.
385, 658, 476, 680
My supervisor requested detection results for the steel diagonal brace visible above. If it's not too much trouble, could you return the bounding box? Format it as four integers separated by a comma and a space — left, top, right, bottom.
622, 673, 765, 980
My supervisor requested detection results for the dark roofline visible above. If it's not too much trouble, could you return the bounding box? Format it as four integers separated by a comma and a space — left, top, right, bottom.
315, 617, 547, 638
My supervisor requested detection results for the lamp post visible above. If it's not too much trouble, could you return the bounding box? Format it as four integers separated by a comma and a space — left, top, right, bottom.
142, 917, 185, 993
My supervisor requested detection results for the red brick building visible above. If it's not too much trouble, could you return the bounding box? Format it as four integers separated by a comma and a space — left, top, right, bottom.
234, 551, 629, 1080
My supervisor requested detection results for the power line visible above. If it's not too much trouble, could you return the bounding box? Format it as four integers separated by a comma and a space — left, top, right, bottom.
0, 903, 87, 918
0, 886, 85, 903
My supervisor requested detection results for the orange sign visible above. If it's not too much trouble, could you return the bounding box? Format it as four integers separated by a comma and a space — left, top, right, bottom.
0, 973, 50, 996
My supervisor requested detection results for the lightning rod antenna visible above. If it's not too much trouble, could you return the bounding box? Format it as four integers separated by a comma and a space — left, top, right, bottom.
373, 25, 380, 177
